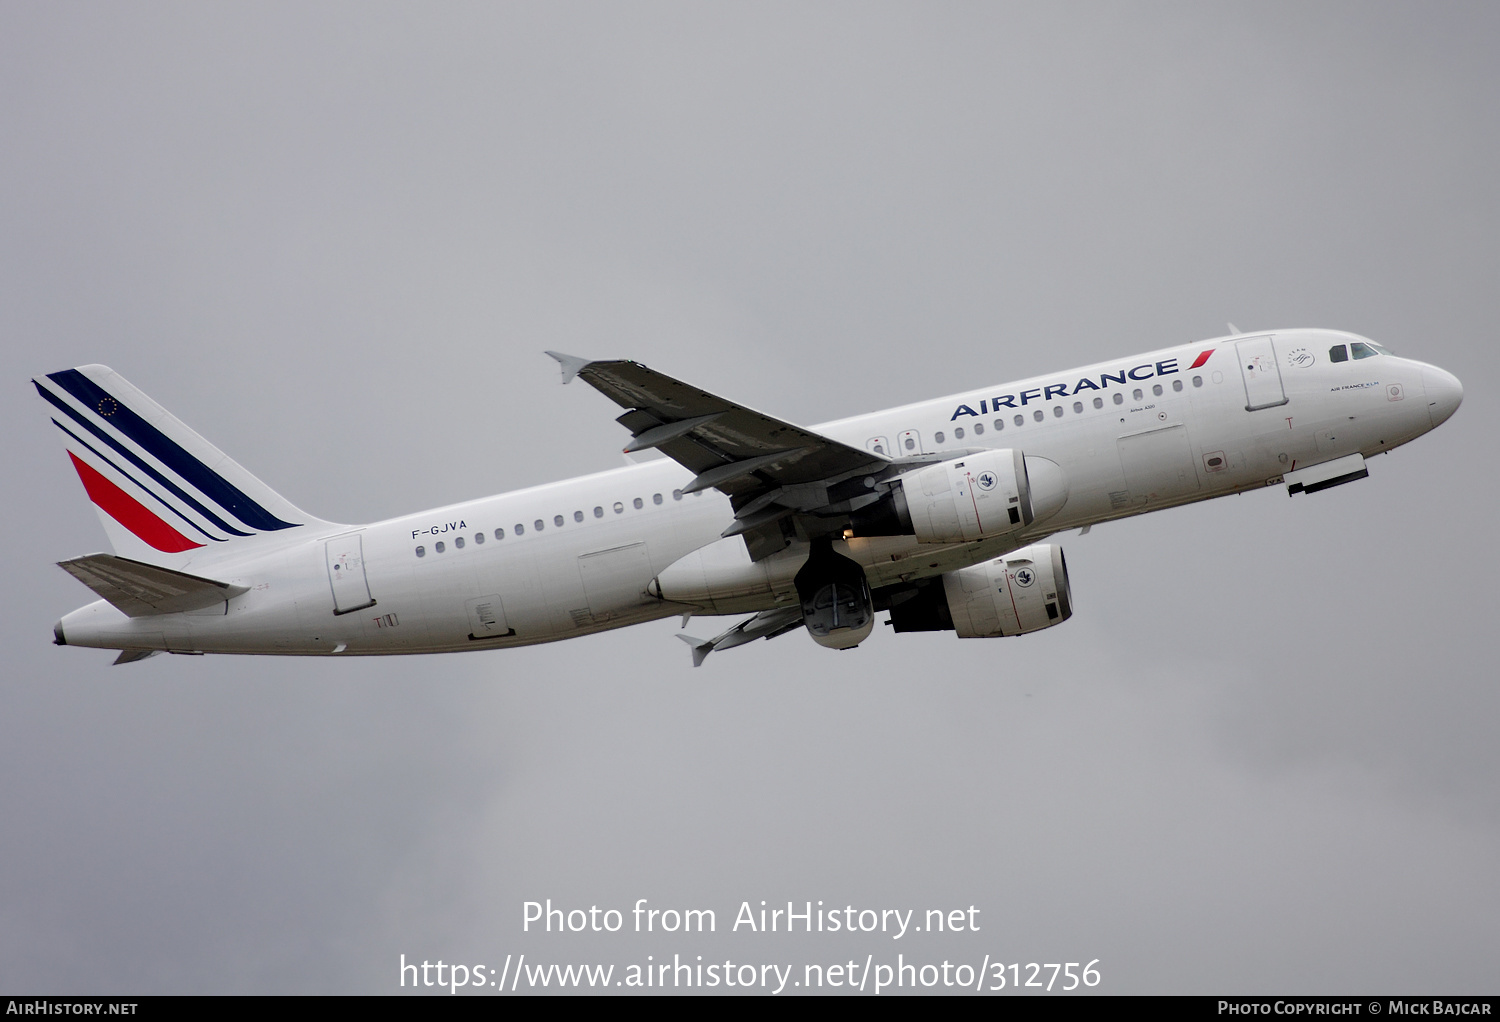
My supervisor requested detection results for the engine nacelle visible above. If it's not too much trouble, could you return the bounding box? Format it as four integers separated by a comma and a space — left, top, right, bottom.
892, 449, 1067, 544
887, 544, 1073, 638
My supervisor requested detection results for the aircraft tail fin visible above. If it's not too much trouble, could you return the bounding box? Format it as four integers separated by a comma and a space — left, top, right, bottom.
33, 365, 333, 566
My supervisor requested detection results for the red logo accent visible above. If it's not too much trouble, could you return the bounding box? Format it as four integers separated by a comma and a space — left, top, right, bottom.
1189, 349, 1215, 370
67, 452, 203, 553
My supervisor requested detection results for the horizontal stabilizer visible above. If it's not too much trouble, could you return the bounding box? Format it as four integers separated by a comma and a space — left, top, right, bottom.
59, 553, 249, 618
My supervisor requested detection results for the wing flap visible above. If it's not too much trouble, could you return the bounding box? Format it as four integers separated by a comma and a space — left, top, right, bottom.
59, 553, 249, 617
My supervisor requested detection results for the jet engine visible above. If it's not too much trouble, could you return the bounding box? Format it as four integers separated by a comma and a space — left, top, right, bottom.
852, 449, 1069, 544
794, 540, 875, 650
887, 544, 1073, 638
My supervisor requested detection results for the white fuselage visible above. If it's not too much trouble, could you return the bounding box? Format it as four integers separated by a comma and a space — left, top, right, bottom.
56, 329, 1460, 657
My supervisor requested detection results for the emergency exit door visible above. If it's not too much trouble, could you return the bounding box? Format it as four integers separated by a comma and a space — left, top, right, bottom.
326, 534, 376, 615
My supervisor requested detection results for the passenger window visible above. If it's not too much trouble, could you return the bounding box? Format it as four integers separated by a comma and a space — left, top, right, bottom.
435, 541, 446, 553
1033, 409, 1044, 422
454, 536, 464, 549
574, 510, 584, 522
672, 490, 682, 501
1052, 406, 1062, 418
1152, 384, 1163, 396
415, 546, 425, 558
1192, 376, 1203, 387
474, 532, 484, 544
1351, 342, 1378, 359
1113, 393, 1124, 405
494, 528, 505, 540
1329, 345, 1348, 363
904, 437, 916, 451
1093, 396, 1103, 409
1013, 414, 1024, 427
1133, 388, 1143, 400
1172, 379, 1183, 392
554, 515, 564, 527
614, 502, 624, 514
633, 497, 643, 509
594, 506, 604, 518
514, 523, 524, 535
1073, 401, 1083, 414
934, 431, 945, 444
534, 519, 544, 531
653, 493, 663, 505
973, 423, 984, 435
954, 427, 965, 440
994, 419, 1005, 431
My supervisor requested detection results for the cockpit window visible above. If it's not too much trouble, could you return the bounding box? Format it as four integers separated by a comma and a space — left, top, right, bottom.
1329, 345, 1348, 363
1351, 341, 1380, 359
1369, 342, 1395, 355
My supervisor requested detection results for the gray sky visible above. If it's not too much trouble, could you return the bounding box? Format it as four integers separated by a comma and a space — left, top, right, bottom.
2, 1, 1496, 994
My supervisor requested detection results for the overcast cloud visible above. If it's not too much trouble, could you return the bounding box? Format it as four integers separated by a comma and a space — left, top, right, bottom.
1, 1, 1496, 994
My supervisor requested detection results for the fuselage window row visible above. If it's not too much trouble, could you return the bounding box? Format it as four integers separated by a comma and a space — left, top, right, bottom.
900, 369, 1218, 460
414, 491, 692, 557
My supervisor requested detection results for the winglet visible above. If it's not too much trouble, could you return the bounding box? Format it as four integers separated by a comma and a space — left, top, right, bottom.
676, 633, 712, 668
544, 351, 593, 385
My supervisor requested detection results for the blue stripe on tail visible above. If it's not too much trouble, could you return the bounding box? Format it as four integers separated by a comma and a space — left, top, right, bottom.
34, 380, 255, 537
45, 369, 299, 532
51, 418, 223, 542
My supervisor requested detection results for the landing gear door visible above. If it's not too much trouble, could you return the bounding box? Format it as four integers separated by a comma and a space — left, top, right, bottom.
1236, 336, 1289, 411
326, 534, 376, 615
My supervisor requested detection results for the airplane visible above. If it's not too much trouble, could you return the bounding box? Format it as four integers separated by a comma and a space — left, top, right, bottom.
38, 328, 1462, 666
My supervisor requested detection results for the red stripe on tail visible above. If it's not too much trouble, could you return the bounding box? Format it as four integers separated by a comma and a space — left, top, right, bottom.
67, 452, 203, 553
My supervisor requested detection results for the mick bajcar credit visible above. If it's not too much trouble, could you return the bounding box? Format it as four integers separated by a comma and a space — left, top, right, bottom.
1219, 1004, 1492, 1015
398, 898, 1103, 993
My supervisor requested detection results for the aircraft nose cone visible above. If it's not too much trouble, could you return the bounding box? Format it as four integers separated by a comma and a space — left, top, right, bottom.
1422, 365, 1463, 428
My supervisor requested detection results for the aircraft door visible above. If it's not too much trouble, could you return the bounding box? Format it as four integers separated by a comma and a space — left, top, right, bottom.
866, 436, 891, 456
1236, 336, 1289, 411
325, 533, 376, 615
897, 430, 922, 455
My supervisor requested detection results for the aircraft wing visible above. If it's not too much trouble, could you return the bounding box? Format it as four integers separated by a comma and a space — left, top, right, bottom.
548, 352, 897, 558
676, 606, 804, 667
